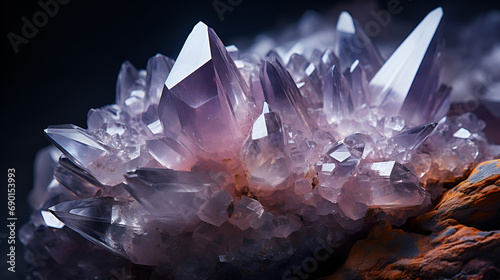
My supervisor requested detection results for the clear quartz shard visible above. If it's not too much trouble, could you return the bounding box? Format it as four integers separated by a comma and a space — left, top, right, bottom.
343, 60, 369, 109
348, 161, 427, 208
287, 53, 323, 108
336, 11, 384, 79
146, 137, 196, 170
322, 64, 353, 123
45, 124, 129, 186
124, 168, 215, 224
197, 190, 233, 226
48, 198, 129, 257
145, 53, 175, 103
241, 103, 292, 193
160, 21, 252, 154
369, 7, 445, 126
45, 124, 108, 167
116, 61, 147, 115
49, 197, 157, 265
54, 157, 103, 199
260, 58, 318, 135
390, 122, 437, 151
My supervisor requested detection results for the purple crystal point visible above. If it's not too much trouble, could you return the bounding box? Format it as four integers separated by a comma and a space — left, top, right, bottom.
391, 122, 437, 151
287, 53, 323, 108
241, 103, 292, 193
369, 7, 446, 126
260, 58, 318, 135
159, 22, 252, 154
343, 60, 369, 109
336, 11, 384, 79
322, 64, 353, 123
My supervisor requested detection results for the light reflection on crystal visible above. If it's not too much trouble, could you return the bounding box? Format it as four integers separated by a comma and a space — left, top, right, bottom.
24, 7, 497, 280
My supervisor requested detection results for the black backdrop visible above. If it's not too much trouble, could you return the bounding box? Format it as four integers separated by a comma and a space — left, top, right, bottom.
1, 0, 500, 278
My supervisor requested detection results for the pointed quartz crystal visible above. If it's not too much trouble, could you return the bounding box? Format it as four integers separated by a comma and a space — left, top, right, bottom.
49, 197, 155, 265
343, 60, 369, 109
260, 58, 318, 135
336, 11, 384, 79
45, 124, 109, 168
115, 61, 147, 115
390, 122, 437, 151
145, 53, 174, 103
45, 124, 129, 185
159, 22, 252, 154
369, 7, 446, 126
322, 64, 353, 123
287, 53, 323, 108
241, 103, 293, 193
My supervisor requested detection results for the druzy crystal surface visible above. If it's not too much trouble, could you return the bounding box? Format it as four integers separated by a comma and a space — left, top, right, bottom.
22, 7, 496, 280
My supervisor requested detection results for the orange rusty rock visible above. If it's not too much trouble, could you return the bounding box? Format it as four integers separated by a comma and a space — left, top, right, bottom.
322, 160, 500, 280
416, 159, 500, 231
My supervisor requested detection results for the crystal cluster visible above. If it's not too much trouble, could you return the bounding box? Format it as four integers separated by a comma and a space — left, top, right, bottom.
22, 7, 494, 279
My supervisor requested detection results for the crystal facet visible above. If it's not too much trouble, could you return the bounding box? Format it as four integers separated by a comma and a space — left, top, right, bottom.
23, 7, 497, 280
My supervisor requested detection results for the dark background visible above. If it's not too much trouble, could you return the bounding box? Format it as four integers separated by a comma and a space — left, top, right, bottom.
1, 0, 500, 279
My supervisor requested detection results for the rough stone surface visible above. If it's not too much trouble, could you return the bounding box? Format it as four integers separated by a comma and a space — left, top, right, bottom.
325, 160, 500, 280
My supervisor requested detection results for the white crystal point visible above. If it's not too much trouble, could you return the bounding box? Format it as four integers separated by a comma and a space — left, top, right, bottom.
166, 22, 211, 89
45, 124, 108, 167
369, 7, 444, 123
337, 11, 355, 34
41, 210, 65, 229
